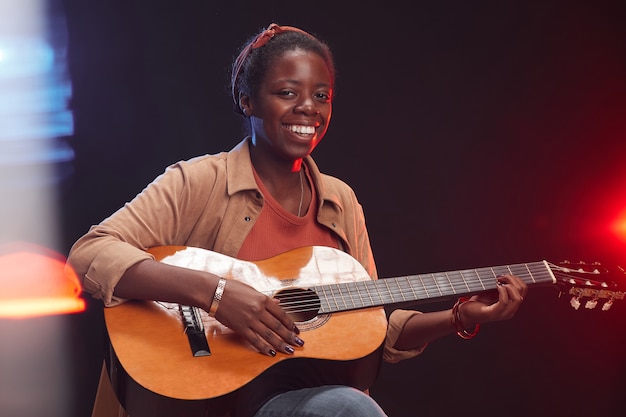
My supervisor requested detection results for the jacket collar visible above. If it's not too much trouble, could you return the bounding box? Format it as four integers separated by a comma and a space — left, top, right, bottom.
226, 138, 258, 196
226, 138, 344, 213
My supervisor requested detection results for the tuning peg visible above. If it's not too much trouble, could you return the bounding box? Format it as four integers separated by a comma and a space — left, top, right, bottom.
602, 298, 614, 311
585, 298, 598, 309
570, 296, 581, 310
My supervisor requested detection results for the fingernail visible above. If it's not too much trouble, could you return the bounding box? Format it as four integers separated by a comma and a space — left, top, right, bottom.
268, 349, 276, 357
284, 346, 295, 354
294, 336, 304, 347
293, 325, 300, 334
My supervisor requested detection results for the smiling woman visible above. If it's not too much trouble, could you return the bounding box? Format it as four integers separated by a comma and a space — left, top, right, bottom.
68, 23, 527, 417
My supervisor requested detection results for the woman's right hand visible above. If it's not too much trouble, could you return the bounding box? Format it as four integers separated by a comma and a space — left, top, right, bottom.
212, 279, 305, 356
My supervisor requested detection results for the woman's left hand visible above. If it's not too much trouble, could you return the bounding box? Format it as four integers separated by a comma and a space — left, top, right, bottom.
459, 274, 528, 327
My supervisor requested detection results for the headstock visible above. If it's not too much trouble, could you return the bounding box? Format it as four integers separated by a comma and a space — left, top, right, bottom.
549, 261, 626, 311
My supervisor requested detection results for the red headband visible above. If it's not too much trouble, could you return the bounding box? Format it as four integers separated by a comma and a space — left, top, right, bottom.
231, 23, 317, 111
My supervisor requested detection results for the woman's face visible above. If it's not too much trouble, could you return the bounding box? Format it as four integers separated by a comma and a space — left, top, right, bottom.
244, 48, 333, 165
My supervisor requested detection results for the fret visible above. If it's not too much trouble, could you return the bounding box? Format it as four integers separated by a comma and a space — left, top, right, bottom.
337, 283, 354, 310
433, 272, 454, 297
524, 262, 552, 284
379, 279, 392, 304
368, 280, 385, 306
428, 273, 444, 297
318, 285, 333, 312
509, 264, 534, 283
336, 282, 352, 310
459, 269, 486, 292
424, 273, 444, 298
399, 276, 418, 302
357, 280, 375, 306
489, 266, 501, 281
490, 265, 512, 279
350, 281, 366, 309
511, 265, 527, 280
384, 279, 404, 304
444, 272, 458, 295
444, 270, 466, 295
335, 286, 345, 311
346, 282, 361, 309
417, 274, 430, 299
337, 283, 355, 310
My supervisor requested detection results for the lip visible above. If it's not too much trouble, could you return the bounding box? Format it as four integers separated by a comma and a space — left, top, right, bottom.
283, 122, 320, 128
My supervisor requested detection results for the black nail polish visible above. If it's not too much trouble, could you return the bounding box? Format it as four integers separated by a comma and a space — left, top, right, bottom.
293, 325, 300, 334
294, 337, 304, 346
284, 346, 294, 354
268, 349, 276, 357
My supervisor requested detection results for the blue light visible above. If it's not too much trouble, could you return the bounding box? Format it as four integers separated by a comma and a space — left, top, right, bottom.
0, 11, 74, 164
0, 39, 55, 78
0, 0, 76, 249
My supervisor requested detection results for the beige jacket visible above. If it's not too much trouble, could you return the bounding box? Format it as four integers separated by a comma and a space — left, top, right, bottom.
68, 138, 423, 362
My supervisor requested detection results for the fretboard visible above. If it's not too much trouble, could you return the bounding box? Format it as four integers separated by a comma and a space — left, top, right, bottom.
313, 261, 555, 314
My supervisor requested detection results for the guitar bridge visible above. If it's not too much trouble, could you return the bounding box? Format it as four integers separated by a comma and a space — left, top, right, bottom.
179, 305, 211, 357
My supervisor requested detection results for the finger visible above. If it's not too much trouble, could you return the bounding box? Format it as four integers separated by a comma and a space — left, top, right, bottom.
268, 297, 301, 335
241, 325, 279, 357
248, 318, 298, 356
497, 274, 526, 301
494, 277, 512, 303
259, 310, 305, 351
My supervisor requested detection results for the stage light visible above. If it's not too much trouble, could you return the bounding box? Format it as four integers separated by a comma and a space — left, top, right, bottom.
610, 208, 626, 243
0, 242, 85, 319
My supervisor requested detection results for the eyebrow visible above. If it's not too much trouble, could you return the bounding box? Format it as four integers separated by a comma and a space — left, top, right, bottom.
272, 79, 332, 89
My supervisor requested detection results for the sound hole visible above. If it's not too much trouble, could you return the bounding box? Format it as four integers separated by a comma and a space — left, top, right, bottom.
274, 288, 320, 322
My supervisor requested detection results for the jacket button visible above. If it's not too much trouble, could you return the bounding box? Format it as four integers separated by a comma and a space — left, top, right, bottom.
332, 223, 336, 227
244, 216, 251, 222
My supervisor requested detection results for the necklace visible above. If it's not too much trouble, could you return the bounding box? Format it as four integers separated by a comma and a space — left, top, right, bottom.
297, 169, 304, 217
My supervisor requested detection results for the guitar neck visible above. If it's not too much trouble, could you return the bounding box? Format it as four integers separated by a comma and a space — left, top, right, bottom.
312, 261, 555, 314
151, 245, 622, 318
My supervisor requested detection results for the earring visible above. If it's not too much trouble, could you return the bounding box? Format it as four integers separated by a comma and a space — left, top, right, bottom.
242, 107, 249, 116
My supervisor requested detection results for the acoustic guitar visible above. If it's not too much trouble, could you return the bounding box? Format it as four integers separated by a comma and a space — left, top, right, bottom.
104, 245, 624, 417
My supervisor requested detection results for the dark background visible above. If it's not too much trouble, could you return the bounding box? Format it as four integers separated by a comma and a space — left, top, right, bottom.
59, 1, 626, 416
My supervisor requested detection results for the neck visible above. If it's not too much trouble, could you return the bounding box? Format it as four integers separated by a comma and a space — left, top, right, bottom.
248, 141, 309, 216
249, 139, 304, 183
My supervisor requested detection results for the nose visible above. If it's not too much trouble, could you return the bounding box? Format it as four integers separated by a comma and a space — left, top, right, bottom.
294, 97, 320, 115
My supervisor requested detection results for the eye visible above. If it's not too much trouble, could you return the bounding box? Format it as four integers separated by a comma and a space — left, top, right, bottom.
276, 90, 295, 98
315, 91, 332, 102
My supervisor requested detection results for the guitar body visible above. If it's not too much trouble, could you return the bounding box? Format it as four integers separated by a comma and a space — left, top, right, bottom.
104, 246, 388, 417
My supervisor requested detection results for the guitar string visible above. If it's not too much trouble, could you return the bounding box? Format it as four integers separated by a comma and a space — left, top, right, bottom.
184, 265, 613, 320
275, 268, 554, 312
274, 263, 558, 314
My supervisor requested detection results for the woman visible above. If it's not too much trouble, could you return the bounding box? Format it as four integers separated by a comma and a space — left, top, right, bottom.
69, 23, 527, 417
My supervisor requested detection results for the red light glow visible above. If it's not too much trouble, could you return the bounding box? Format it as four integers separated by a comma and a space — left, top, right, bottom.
610, 208, 626, 243
0, 242, 85, 318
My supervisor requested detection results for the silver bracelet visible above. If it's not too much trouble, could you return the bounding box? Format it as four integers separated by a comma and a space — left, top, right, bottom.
208, 278, 227, 317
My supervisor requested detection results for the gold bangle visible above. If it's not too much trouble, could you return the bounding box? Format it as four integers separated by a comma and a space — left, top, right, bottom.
209, 278, 227, 317
452, 297, 480, 340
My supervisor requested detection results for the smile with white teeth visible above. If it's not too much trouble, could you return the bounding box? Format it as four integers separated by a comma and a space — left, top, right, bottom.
285, 124, 316, 135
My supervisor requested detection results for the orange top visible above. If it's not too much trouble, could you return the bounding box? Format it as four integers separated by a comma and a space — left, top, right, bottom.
237, 166, 339, 261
